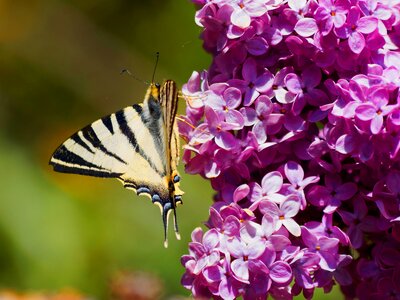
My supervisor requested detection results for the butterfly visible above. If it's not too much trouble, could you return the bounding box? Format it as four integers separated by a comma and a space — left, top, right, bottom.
49, 80, 183, 247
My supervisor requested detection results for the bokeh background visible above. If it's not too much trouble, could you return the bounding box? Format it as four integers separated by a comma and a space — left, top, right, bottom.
0, 0, 212, 298
0, 1, 342, 299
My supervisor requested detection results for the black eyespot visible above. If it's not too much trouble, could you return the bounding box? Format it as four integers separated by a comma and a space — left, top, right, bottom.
173, 175, 180, 183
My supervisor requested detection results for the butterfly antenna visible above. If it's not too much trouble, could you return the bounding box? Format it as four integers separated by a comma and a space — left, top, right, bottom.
120, 69, 148, 85
151, 52, 160, 84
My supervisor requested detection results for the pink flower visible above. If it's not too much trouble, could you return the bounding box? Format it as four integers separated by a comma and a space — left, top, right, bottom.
259, 196, 302, 237
181, 0, 400, 298
314, 0, 350, 36
248, 171, 285, 207
355, 87, 396, 134
284, 65, 328, 115
227, 235, 266, 282
335, 6, 378, 54
307, 174, 358, 213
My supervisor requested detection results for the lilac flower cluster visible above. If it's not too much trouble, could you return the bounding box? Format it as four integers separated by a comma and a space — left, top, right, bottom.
179, 0, 400, 299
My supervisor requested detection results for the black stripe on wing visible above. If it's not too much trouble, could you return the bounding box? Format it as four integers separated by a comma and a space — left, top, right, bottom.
81, 125, 127, 165
52, 164, 121, 178
70, 133, 95, 154
50, 145, 122, 178
102, 116, 114, 134
115, 106, 166, 177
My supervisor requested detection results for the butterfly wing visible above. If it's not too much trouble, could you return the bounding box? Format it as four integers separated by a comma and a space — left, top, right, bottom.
50, 81, 183, 246
50, 104, 166, 186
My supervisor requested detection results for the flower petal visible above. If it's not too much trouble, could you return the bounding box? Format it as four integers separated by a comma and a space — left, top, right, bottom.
247, 36, 269, 56
233, 184, 250, 202
285, 73, 302, 94
262, 171, 283, 194
255, 71, 274, 93
281, 195, 301, 218
269, 261, 292, 284
294, 18, 318, 37
224, 87, 242, 109
275, 88, 296, 104
253, 120, 267, 144
283, 218, 301, 236
259, 200, 280, 216
226, 109, 245, 129
231, 8, 251, 28
370, 114, 383, 134
227, 238, 244, 258
335, 182, 358, 200
284, 161, 304, 186
240, 107, 257, 126
357, 16, 378, 34
348, 31, 365, 54
215, 131, 237, 150
356, 104, 376, 121
203, 229, 220, 251
231, 259, 249, 282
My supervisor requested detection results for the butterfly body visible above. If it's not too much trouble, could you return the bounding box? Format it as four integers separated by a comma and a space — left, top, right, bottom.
50, 80, 183, 247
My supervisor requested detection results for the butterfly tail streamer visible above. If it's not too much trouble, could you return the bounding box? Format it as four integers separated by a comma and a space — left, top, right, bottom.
162, 205, 172, 248
173, 206, 181, 240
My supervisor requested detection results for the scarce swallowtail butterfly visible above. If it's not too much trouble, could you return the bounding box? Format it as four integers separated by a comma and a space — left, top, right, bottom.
50, 80, 184, 247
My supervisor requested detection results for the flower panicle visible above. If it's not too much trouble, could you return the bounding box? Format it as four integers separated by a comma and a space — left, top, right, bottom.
180, 0, 400, 299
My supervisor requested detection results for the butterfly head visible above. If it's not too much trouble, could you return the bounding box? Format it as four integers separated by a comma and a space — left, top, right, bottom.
145, 82, 161, 102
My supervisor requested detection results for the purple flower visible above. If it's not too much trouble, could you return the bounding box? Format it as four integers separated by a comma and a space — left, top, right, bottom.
314, 0, 350, 36
204, 106, 238, 150
207, 86, 245, 129
284, 65, 328, 115
308, 174, 357, 213
230, 57, 274, 106
204, 259, 243, 300
335, 6, 378, 54
259, 196, 302, 237
229, 0, 269, 29
187, 228, 220, 275
227, 235, 266, 282
240, 213, 291, 251
181, 0, 400, 298
306, 214, 349, 245
355, 87, 396, 134
284, 248, 320, 290
314, 254, 353, 289
240, 95, 274, 143
282, 160, 319, 208
301, 227, 340, 271
248, 171, 285, 207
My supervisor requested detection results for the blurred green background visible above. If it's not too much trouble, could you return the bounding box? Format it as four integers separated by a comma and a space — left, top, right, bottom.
0, 0, 213, 298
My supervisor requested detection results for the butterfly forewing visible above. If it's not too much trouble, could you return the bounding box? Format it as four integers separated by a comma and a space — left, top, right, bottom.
50, 80, 182, 246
